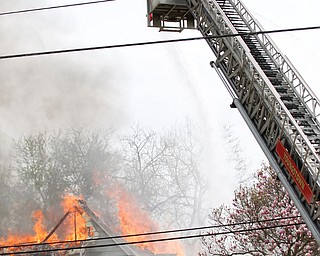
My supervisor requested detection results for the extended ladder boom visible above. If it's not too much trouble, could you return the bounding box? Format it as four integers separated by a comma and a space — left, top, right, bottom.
147, 0, 320, 243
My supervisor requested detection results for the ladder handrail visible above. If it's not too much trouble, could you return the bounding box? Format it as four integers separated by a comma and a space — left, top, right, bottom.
202, 0, 320, 184
227, 0, 320, 122
184, 0, 320, 243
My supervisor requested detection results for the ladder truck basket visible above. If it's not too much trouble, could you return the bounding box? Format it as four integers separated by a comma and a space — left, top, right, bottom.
147, 0, 196, 31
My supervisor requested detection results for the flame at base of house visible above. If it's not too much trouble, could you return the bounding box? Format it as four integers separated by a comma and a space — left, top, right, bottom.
0, 194, 89, 255
0, 193, 183, 256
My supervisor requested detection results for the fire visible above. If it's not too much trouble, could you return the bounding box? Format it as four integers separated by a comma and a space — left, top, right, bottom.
32, 210, 57, 243
0, 211, 58, 251
0, 194, 88, 254
61, 194, 88, 241
110, 187, 185, 256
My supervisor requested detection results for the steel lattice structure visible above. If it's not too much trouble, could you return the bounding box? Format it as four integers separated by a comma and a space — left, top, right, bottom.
147, 0, 320, 243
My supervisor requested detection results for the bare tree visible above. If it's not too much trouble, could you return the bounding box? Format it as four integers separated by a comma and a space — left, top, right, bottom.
8, 123, 207, 249
223, 124, 251, 184
13, 129, 116, 211
0, 165, 14, 235
118, 122, 207, 229
13, 132, 62, 209
164, 121, 207, 228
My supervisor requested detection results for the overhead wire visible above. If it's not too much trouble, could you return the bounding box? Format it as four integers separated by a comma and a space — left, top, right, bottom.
0, 0, 115, 16
0, 2, 315, 253
0, 216, 301, 250
1, 25, 320, 60
1, 221, 305, 255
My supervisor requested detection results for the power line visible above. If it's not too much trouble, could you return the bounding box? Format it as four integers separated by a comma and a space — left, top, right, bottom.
1, 221, 304, 255
0, 216, 301, 250
0, 0, 115, 16
1, 25, 320, 60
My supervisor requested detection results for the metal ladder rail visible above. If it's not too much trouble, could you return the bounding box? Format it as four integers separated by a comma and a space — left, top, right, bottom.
219, 0, 320, 123
215, 0, 320, 155
214, 0, 320, 185
216, 0, 320, 218
186, 0, 320, 242
200, 0, 320, 199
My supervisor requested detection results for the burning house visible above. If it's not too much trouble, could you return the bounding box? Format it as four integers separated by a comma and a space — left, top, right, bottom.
0, 195, 182, 256
68, 199, 157, 256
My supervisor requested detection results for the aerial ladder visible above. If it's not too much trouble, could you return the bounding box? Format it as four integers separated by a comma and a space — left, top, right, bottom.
146, 0, 320, 244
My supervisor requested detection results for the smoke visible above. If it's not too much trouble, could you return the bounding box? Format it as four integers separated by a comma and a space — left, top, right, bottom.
0, 2, 127, 162
1, 57, 123, 127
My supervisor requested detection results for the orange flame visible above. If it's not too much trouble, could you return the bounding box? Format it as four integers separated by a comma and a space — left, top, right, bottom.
110, 187, 185, 256
32, 210, 47, 243
0, 194, 88, 254
61, 194, 88, 241
32, 210, 58, 243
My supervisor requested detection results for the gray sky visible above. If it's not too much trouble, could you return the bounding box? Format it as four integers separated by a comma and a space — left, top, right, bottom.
1, 0, 320, 207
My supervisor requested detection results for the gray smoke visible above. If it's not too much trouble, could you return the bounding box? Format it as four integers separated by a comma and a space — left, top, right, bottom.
0, 1, 127, 161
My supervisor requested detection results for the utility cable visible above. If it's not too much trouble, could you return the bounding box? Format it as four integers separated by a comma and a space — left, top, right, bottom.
0, 216, 301, 250
1, 221, 305, 255
1, 25, 319, 60
0, 0, 115, 16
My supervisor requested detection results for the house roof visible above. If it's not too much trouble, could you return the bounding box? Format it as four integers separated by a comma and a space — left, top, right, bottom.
67, 199, 155, 256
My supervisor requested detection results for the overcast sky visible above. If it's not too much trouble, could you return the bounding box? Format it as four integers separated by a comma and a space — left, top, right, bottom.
1, 0, 320, 208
